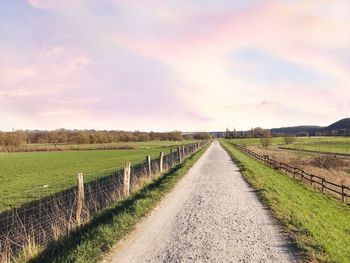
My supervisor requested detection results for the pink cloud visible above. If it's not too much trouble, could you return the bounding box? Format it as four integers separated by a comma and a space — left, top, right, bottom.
27, 0, 81, 9
0, 45, 93, 127
110, 0, 350, 86
2, 0, 349, 131
0, 46, 92, 96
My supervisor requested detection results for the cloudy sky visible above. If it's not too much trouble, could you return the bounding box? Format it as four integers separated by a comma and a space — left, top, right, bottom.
0, 0, 349, 131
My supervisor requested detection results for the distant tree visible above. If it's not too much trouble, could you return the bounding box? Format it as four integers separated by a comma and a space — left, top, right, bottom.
48, 131, 61, 148
166, 131, 183, 141
0, 129, 193, 148
149, 131, 158, 141
183, 134, 194, 140
193, 132, 212, 140
283, 134, 295, 145
58, 131, 68, 143
260, 132, 272, 147
135, 132, 150, 141
253, 127, 265, 138
69, 131, 90, 144
225, 128, 231, 139
0, 131, 27, 150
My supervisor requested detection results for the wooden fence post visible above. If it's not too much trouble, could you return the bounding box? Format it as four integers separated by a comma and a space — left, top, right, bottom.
159, 152, 164, 173
182, 146, 185, 158
177, 147, 182, 162
321, 178, 324, 193
76, 173, 84, 226
146, 155, 152, 177
341, 185, 345, 202
123, 162, 131, 196
170, 149, 173, 166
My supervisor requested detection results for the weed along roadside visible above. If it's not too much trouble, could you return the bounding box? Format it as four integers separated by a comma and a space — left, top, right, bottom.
220, 139, 350, 263
26, 142, 211, 263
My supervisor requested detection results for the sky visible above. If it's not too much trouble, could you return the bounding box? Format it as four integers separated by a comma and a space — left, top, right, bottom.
0, 0, 349, 132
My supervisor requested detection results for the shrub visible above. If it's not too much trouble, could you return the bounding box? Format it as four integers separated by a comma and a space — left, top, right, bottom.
260, 133, 272, 147
310, 156, 345, 170
283, 134, 295, 145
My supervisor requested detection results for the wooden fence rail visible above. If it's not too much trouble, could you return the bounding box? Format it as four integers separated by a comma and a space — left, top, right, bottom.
236, 145, 350, 203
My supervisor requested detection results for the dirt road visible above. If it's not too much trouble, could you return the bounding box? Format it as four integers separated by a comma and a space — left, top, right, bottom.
106, 141, 296, 262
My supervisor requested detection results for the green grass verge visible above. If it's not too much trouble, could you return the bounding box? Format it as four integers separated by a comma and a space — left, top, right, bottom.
220, 139, 350, 263
27, 143, 210, 263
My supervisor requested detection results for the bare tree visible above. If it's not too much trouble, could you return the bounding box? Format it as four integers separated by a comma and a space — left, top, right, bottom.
283, 134, 295, 145
260, 132, 272, 147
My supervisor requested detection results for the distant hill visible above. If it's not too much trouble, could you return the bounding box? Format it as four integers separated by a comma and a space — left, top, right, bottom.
324, 118, 350, 132
270, 118, 350, 136
270, 126, 322, 136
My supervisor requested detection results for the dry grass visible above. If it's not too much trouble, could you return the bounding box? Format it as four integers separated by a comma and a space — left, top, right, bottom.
248, 145, 350, 186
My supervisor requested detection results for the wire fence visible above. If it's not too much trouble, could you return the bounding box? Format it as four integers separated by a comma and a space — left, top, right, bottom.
236, 144, 350, 203
0, 141, 208, 262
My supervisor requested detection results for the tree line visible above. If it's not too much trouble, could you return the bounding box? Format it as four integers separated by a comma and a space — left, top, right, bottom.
224, 128, 295, 147
225, 127, 271, 139
0, 130, 212, 149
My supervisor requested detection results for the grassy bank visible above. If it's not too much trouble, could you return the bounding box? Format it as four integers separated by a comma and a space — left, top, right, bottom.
220, 139, 350, 263
28, 143, 210, 263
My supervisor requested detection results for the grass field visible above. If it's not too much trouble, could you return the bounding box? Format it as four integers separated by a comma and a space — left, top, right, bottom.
221, 139, 350, 263
289, 137, 350, 155
15, 140, 193, 152
0, 141, 193, 209
27, 143, 209, 263
232, 136, 350, 155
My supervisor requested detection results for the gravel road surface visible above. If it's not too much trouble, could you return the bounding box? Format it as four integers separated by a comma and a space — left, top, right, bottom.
106, 141, 296, 263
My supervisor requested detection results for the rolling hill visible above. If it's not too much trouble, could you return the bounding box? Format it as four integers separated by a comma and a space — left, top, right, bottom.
270, 118, 350, 136
324, 118, 350, 132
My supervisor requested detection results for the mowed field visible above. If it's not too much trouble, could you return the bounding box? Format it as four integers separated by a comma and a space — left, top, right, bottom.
12, 140, 194, 152
0, 141, 192, 210
232, 136, 350, 155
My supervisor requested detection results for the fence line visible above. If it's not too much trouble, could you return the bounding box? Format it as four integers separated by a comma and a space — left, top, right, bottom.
0, 141, 208, 262
235, 144, 350, 203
